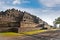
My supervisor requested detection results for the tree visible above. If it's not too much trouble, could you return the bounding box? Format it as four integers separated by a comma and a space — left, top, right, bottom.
53, 17, 60, 28
55, 17, 60, 24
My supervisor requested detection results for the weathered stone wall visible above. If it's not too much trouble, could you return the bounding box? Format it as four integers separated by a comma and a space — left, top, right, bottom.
0, 9, 22, 32
20, 12, 38, 27
18, 12, 43, 32
0, 8, 51, 33
19, 27, 42, 32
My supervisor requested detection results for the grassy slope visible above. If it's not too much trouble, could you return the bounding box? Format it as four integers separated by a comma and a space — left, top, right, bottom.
20, 30, 47, 35
0, 30, 47, 37
0, 32, 23, 37
0, 29, 58, 37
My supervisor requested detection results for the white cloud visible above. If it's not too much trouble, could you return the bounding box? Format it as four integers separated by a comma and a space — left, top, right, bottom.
0, 1, 5, 5
0, 1, 7, 11
22, 0, 30, 3
12, 0, 30, 5
40, 0, 60, 7
13, 0, 21, 5
39, 9, 60, 26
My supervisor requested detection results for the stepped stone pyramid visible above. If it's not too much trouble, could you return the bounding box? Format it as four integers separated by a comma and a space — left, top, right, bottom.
0, 8, 51, 33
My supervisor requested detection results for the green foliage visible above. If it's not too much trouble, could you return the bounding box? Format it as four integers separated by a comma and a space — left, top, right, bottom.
55, 17, 60, 24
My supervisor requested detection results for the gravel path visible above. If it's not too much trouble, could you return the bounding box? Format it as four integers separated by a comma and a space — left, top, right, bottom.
0, 36, 19, 40
19, 30, 60, 40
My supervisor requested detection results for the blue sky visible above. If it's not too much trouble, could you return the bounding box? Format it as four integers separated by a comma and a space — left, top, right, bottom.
0, 0, 60, 25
